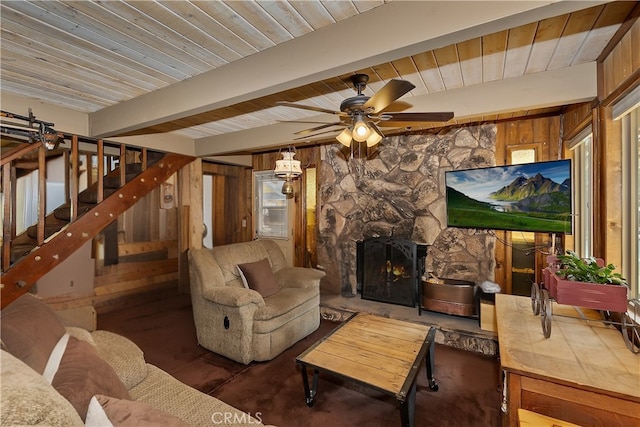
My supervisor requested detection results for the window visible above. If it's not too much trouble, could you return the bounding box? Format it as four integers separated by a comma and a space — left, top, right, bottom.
613, 84, 639, 298
202, 174, 213, 248
569, 129, 594, 258
254, 171, 288, 239
305, 167, 318, 268
620, 105, 639, 298
510, 148, 536, 165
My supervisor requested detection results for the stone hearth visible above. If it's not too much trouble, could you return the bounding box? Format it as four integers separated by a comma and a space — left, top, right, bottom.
319, 292, 498, 356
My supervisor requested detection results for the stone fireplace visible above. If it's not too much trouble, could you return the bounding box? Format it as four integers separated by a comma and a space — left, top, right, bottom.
317, 125, 497, 298
357, 237, 427, 307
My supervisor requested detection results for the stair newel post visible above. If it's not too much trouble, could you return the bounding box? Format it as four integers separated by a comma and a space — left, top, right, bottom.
37, 143, 46, 245
2, 162, 12, 270
70, 134, 79, 222
141, 148, 147, 171
119, 144, 126, 187
97, 139, 104, 203
64, 145, 70, 211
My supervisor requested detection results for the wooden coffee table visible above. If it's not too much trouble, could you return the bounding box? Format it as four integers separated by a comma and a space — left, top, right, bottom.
296, 312, 438, 427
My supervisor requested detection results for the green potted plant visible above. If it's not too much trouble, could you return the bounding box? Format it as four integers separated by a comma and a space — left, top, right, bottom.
555, 250, 627, 285
545, 250, 629, 313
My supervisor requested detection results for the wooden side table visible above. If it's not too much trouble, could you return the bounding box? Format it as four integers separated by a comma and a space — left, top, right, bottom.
496, 294, 640, 426
517, 409, 581, 427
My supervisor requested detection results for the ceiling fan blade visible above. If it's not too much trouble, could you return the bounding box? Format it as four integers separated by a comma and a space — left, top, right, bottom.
293, 127, 344, 140
276, 101, 343, 116
278, 120, 337, 124
362, 79, 416, 113
295, 122, 344, 136
378, 112, 454, 122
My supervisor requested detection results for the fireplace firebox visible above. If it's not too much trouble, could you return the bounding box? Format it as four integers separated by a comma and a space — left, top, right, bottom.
357, 237, 428, 307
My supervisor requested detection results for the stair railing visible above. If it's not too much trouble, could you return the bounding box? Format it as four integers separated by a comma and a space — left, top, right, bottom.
1, 132, 152, 273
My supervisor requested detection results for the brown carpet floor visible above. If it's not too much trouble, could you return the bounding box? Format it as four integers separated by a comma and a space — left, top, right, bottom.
98, 289, 502, 427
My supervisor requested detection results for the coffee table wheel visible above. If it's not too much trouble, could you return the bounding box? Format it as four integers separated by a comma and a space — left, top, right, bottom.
428, 378, 439, 391
305, 391, 316, 407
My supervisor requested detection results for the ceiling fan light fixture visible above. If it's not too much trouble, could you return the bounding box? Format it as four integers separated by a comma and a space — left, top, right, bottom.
352, 116, 370, 142
366, 131, 383, 147
336, 128, 353, 146
278, 74, 454, 145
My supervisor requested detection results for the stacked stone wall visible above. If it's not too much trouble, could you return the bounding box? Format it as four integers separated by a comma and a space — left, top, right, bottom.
317, 124, 497, 296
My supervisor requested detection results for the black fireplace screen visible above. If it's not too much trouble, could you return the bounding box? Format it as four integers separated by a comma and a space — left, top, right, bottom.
357, 237, 427, 307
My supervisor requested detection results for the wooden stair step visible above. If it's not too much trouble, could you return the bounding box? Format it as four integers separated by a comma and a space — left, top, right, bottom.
78, 188, 117, 204
26, 217, 69, 240
9, 232, 35, 246
146, 151, 164, 164
53, 203, 95, 221
124, 163, 142, 174
103, 176, 123, 189
103, 173, 139, 189
10, 242, 36, 263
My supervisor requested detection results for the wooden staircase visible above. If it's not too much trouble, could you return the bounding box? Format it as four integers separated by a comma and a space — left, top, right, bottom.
10, 157, 160, 263
1, 137, 194, 308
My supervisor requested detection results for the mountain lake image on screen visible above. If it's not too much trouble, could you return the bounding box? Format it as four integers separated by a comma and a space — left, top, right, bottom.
445, 159, 572, 234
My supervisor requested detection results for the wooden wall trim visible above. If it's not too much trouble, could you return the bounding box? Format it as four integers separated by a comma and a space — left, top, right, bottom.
185, 159, 202, 251
593, 11, 639, 266
561, 99, 599, 143
601, 70, 640, 108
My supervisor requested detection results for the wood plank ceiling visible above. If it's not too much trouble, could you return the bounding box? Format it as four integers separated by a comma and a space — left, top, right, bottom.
0, 1, 637, 157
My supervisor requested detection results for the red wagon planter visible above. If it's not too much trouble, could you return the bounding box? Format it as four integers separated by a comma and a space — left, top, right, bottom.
532, 255, 638, 354
543, 267, 628, 313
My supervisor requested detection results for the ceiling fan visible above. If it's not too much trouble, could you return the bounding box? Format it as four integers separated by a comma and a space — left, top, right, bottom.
276, 74, 454, 147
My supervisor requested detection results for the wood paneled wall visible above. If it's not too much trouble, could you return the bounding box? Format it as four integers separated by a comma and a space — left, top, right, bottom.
556, 11, 640, 270
561, 101, 596, 141
253, 146, 321, 266
600, 10, 640, 100
495, 117, 562, 164
494, 116, 562, 293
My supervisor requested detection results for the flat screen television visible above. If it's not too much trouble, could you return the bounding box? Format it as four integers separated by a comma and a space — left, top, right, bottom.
445, 159, 572, 234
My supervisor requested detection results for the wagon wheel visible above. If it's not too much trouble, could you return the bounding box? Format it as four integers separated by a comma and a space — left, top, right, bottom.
540, 289, 552, 338
531, 282, 541, 315
622, 312, 640, 354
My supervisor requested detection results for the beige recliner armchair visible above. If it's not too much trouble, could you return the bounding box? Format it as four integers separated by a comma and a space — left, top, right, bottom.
188, 239, 325, 364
